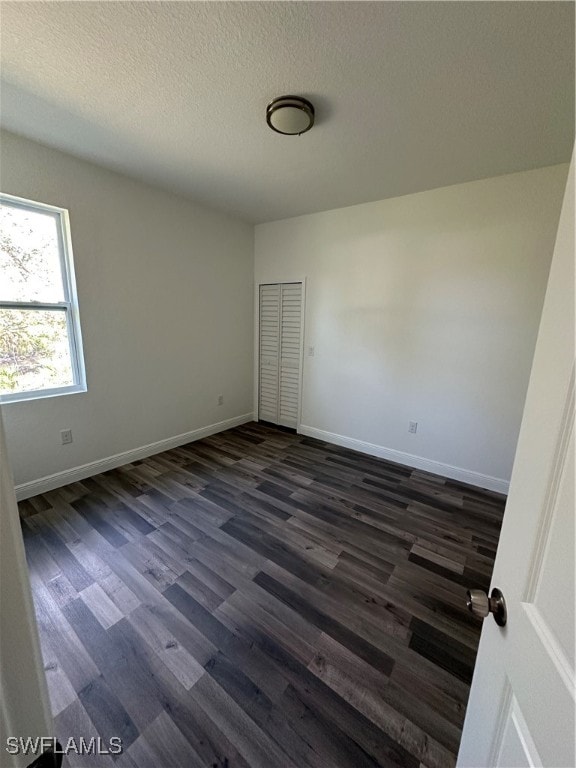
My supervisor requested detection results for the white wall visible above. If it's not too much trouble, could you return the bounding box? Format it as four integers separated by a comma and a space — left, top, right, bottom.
1, 130, 254, 493
2, 130, 567, 495
0, 412, 53, 766
255, 165, 568, 491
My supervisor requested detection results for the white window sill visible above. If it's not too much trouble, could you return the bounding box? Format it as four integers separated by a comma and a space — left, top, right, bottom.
0, 384, 87, 405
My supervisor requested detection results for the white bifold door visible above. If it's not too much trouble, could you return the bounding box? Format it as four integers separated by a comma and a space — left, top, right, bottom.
258, 282, 302, 428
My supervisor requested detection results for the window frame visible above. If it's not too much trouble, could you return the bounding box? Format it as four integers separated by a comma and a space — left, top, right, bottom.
0, 193, 87, 404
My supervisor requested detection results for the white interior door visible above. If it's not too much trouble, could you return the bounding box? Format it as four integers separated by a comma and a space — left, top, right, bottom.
0, 413, 53, 766
258, 282, 302, 429
457, 157, 574, 766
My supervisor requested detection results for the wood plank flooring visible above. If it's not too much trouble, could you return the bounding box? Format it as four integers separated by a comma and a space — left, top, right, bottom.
20, 422, 505, 768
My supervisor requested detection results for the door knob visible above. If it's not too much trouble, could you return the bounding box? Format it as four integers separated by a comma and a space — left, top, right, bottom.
466, 587, 507, 627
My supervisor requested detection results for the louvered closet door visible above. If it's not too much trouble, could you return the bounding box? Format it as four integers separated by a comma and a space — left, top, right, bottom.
278, 283, 302, 427
258, 284, 281, 423
258, 282, 302, 428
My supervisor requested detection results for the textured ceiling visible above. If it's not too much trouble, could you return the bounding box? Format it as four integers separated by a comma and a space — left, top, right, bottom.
0, 1, 574, 223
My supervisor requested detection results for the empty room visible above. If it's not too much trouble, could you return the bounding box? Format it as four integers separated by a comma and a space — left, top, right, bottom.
0, 2, 574, 767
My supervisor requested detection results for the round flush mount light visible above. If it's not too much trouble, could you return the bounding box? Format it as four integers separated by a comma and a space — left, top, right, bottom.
266, 95, 315, 135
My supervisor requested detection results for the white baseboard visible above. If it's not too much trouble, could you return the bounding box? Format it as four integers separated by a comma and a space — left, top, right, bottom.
15, 413, 254, 501
298, 424, 509, 494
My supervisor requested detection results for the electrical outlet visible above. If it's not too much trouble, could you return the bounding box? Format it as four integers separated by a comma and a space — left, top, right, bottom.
60, 429, 73, 445
308, 346, 315, 357
408, 421, 418, 434
217, 394, 224, 406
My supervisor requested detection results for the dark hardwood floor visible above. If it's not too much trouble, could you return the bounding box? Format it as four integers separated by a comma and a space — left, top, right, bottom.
20, 422, 505, 768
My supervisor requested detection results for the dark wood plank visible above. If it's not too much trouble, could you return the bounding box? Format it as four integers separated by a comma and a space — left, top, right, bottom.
78, 675, 140, 752
21, 421, 505, 768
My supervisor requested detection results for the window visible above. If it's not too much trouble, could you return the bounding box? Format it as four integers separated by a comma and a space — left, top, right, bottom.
0, 194, 86, 402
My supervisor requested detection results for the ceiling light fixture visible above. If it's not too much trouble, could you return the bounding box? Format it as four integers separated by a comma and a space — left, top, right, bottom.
266, 95, 315, 136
